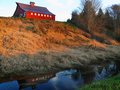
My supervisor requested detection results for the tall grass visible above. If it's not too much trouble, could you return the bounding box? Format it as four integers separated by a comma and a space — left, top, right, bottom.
0, 17, 114, 56
80, 74, 120, 90
0, 46, 120, 77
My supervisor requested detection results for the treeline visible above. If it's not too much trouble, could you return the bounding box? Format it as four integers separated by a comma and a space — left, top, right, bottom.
68, 0, 120, 41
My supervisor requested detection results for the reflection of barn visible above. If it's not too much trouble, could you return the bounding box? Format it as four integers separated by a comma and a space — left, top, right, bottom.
18, 73, 55, 90
13, 2, 55, 20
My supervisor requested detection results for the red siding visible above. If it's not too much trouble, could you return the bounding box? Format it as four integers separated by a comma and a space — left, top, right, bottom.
26, 11, 55, 20
13, 3, 55, 21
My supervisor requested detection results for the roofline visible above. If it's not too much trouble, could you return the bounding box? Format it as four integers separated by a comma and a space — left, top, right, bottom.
16, 2, 47, 9
16, 2, 25, 12
16, 2, 55, 16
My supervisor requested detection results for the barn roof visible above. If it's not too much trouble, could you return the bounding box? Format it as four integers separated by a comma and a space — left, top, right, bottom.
16, 2, 55, 15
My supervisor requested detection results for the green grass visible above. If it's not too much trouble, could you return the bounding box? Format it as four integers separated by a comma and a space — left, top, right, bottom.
79, 74, 120, 90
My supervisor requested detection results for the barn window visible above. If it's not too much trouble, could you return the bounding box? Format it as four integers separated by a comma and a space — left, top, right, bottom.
38, 14, 40, 16
44, 14, 46, 17
41, 14, 43, 16
31, 13, 33, 15
47, 15, 49, 17
34, 13, 37, 16
50, 15, 52, 18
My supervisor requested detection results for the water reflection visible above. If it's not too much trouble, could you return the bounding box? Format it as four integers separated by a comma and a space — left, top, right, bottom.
94, 61, 117, 81
0, 81, 19, 90
0, 61, 119, 90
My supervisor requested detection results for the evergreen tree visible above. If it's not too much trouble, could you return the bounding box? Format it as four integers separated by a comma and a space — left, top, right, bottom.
98, 8, 104, 17
95, 8, 105, 32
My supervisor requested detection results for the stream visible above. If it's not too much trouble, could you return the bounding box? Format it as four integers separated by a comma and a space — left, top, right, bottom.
0, 61, 119, 90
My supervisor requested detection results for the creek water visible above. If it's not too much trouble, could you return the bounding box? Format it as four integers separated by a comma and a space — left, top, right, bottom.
0, 61, 119, 90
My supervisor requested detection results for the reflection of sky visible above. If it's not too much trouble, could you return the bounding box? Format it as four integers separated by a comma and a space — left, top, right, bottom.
0, 81, 19, 90
35, 70, 84, 90
24, 87, 32, 90
49, 76, 77, 90
0, 70, 84, 90
0, 63, 117, 90
94, 62, 117, 81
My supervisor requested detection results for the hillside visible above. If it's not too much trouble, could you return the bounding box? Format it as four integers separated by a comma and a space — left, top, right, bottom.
0, 17, 119, 56
0, 17, 120, 79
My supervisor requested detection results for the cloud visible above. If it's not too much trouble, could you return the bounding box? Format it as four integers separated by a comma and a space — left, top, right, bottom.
102, 0, 120, 9
45, 0, 80, 21
45, 0, 63, 7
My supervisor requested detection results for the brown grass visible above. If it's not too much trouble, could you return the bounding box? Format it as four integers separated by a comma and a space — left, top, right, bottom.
0, 17, 119, 56
1, 45, 120, 77
92, 32, 120, 45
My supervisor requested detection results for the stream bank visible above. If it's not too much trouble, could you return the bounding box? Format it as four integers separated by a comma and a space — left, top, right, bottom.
0, 61, 119, 90
0, 46, 120, 78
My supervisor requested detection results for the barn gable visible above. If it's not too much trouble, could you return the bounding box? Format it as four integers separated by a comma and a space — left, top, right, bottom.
13, 2, 55, 20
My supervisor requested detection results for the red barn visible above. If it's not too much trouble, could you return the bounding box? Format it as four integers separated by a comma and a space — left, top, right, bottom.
13, 2, 55, 20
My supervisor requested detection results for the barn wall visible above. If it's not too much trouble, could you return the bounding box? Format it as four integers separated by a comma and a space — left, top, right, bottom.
26, 11, 55, 20
13, 5, 25, 17
52, 15, 55, 21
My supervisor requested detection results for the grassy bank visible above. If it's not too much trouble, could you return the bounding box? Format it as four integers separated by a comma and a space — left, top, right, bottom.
0, 46, 120, 78
80, 74, 120, 90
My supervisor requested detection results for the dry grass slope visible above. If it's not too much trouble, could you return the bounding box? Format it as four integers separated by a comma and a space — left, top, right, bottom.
0, 17, 120, 78
0, 17, 119, 56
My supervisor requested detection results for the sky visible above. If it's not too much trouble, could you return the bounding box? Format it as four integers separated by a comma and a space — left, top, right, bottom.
0, 0, 120, 21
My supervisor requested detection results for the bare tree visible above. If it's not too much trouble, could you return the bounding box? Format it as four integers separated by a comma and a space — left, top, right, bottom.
80, 0, 101, 12
71, 10, 79, 25
70, 0, 101, 33
111, 5, 120, 40
95, 8, 105, 32
104, 5, 120, 40
70, 0, 120, 41
79, 0, 101, 33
